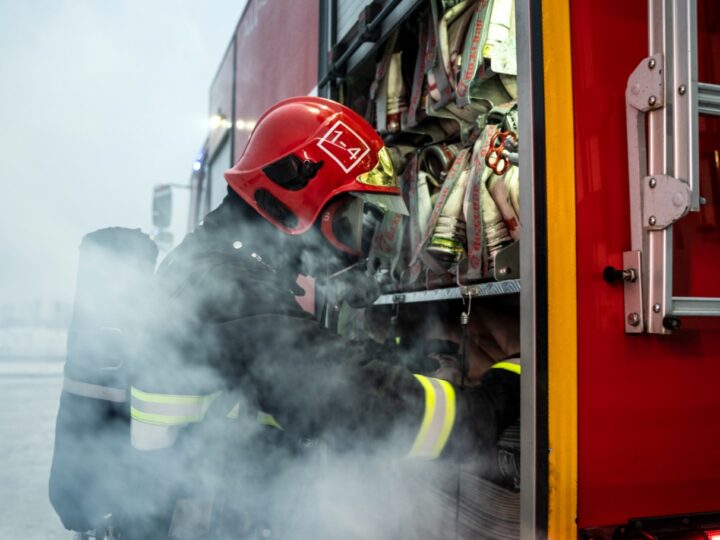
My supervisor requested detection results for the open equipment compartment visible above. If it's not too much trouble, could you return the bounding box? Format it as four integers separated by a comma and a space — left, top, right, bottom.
318, 2, 523, 538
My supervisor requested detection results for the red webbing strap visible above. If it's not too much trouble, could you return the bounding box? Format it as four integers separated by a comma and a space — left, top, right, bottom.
482, 101, 520, 242
456, 0, 494, 107
462, 124, 498, 279
446, 3, 476, 85
437, 0, 473, 91
367, 31, 400, 129
404, 154, 424, 253
407, 148, 471, 281
405, 16, 430, 128
426, 0, 454, 109
487, 168, 520, 241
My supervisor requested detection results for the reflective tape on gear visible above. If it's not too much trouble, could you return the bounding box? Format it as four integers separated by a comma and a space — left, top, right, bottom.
131, 419, 180, 451
226, 404, 283, 430
226, 402, 241, 419
130, 387, 221, 426
63, 377, 126, 403
257, 411, 284, 431
408, 374, 456, 459
492, 358, 521, 375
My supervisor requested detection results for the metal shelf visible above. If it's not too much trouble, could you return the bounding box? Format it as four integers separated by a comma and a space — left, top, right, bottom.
373, 279, 521, 305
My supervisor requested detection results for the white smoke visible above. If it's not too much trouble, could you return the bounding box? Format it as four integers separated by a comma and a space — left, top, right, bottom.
0, 2, 521, 537
0, 1, 244, 538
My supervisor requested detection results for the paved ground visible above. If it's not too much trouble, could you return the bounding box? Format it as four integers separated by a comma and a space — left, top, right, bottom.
0, 356, 70, 539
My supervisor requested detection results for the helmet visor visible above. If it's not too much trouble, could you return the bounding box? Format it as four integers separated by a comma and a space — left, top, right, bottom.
352, 192, 409, 216
356, 147, 396, 188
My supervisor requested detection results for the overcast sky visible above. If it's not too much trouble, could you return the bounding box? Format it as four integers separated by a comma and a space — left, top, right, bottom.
0, 0, 245, 307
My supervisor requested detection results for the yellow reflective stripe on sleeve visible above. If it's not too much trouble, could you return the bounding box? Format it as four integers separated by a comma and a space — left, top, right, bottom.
435, 379, 456, 456
130, 408, 204, 426
226, 402, 241, 419
257, 412, 284, 431
130, 387, 221, 427
408, 374, 456, 459
131, 386, 215, 405
492, 360, 522, 375
410, 374, 436, 455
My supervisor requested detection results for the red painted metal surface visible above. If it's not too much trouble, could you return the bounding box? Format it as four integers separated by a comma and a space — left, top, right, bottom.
571, 0, 720, 529
208, 41, 235, 158
232, 0, 319, 164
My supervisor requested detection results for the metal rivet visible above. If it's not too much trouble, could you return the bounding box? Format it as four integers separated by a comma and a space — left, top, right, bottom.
648, 215, 657, 226
649, 177, 657, 188
653, 303, 661, 313
648, 95, 657, 106
627, 313, 641, 327
678, 84, 686, 95
232, 241, 243, 250
648, 58, 656, 69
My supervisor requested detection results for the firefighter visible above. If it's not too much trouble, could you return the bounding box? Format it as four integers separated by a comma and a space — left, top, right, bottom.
129, 97, 520, 537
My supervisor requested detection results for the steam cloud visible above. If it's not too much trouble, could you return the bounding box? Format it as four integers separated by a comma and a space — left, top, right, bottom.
49, 193, 520, 539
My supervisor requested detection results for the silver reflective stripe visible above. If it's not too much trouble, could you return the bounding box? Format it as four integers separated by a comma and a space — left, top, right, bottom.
131, 419, 179, 451
63, 377, 126, 403
408, 375, 456, 459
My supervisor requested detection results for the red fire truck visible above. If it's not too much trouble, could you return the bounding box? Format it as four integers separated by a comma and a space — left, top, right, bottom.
152, 0, 720, 537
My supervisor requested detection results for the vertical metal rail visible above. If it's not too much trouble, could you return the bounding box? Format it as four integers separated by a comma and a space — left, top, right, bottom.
673, 1, 699, 212
645, 0, 675, 334
518, 0, 547, 537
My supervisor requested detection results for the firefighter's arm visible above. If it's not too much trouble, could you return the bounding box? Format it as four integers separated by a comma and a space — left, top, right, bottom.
208, 315, 520, 460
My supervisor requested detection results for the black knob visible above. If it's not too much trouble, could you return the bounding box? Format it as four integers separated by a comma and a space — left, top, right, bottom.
603, 266, 624, 284
662, 316, 681, 331
603, 265, 637, 284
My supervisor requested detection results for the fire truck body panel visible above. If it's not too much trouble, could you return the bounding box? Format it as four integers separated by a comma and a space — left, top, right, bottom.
232, 0, 320, 165
571, 0, 720, 529
196, 0, 320, 223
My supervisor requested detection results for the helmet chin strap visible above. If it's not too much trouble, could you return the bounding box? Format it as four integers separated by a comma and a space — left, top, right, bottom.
297, 226, 356, 278
222, 188, 358, 281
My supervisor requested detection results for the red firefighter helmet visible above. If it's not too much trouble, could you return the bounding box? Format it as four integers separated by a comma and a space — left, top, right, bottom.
224, 97, 405, 241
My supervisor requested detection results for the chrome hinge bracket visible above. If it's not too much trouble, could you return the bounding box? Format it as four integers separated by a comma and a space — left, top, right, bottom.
623, 250, 644, 333
627, 54, 664, 113
642, 174, 691, 230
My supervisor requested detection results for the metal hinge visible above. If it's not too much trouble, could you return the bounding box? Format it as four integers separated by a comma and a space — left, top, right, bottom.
642, 174, 691, 230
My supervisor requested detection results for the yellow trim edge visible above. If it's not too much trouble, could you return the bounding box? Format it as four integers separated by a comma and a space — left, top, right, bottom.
542, 0, 579, 537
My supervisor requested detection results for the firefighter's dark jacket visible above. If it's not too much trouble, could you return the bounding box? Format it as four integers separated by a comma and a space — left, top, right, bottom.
132, 191, 519, 464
